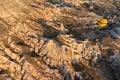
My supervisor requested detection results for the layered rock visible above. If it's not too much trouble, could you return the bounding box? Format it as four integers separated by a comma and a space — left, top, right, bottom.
0, 0, 120, 80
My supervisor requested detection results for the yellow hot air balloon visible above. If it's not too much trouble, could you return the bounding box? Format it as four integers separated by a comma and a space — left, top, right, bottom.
98, 18, 108, 28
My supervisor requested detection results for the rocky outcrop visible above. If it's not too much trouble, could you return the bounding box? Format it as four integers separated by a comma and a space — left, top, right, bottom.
0, 0, 120, 80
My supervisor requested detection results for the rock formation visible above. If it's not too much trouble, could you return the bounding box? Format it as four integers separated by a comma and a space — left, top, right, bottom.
0, 0, 120, 80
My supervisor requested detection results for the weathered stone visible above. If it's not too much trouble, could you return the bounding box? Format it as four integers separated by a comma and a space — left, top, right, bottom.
0, 0, 120, 80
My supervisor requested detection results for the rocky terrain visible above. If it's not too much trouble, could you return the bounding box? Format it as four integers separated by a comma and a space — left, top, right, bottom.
0, 0, 120, 80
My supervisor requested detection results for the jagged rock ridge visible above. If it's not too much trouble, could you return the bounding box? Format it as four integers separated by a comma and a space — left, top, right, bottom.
0, 0, 120, 80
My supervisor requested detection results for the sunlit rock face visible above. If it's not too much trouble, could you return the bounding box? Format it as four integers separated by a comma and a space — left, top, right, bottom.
0, 0, 120, 80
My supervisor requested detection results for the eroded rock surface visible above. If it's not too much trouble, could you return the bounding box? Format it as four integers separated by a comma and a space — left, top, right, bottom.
0, 0, 120, 80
